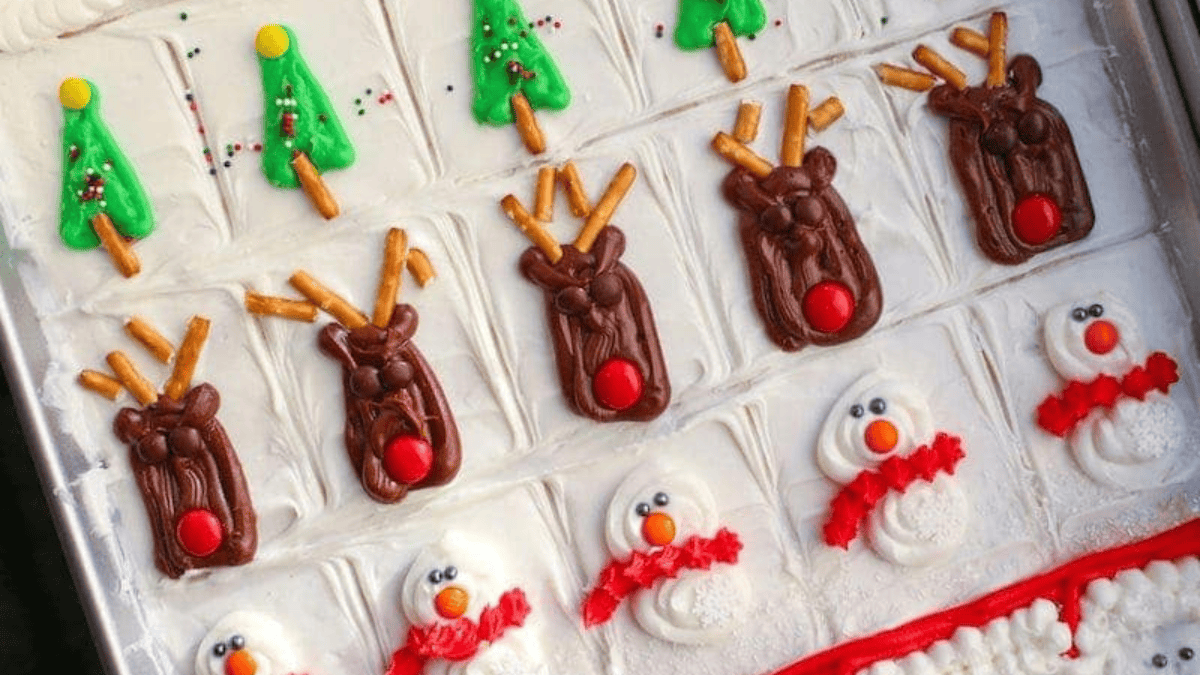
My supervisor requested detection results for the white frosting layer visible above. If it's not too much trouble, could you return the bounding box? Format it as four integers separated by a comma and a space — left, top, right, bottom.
0, 1, 1195, 674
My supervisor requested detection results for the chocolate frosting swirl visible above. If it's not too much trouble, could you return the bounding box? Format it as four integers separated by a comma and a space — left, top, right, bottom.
318, 303, 461, 503
722, 147, 883, 351
519, 226, 670, 422
113, 383, 257, 579
928, 54, 1094, 265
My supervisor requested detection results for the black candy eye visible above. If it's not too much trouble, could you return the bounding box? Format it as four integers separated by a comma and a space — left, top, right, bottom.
1071, 307, 1089, 322
635, 502, 651, 517
230, 635, 245, 650
1088, 304, 1104, 318
1153, 654, 1169, 668
1018, 110, 1049, 145
653, 492, 669, 507
869, 398, 886, 415
1181, 648, 1194, 661
212, 643, 227, 657
982, 122, 1017, 155
443, 566, 457, 581
428, 568, 444, 584
850, 404, 864, 418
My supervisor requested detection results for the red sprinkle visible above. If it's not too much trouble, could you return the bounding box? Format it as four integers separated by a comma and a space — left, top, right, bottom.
176, 509, 223, 557
253, 143, 263, 152
803, 281, 856, 334
593, 358, 644, 411
234, 143, 242, 151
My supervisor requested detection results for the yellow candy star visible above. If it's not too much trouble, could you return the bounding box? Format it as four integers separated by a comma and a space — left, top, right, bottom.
58, 77, 92, 110
255, 24, 290, 59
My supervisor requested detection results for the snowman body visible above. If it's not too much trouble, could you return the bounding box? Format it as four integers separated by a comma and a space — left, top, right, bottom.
603, 465, 751, 644
401, 533, 544, 675
818, 373, 968, 566
1043, 294, 1185, 489
194, 611, 300, 675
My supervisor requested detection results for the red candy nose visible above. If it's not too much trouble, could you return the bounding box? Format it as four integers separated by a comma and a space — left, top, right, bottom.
176, 509, 224, 557
593, 358, 644, 411
1084, 320, 1120, 355
383, 436, 434, 484
1012, 194, 1062, 245
803, 281, 855, 334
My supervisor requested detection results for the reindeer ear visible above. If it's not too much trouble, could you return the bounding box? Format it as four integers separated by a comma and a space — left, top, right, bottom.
388, 303, 419, 341
805, 148, 838, 189
1008, 55, 1042, 97
180, 383, 220, 426
318, 323, 357, 370
519, 246, 575, 290
114, 408, 148, 444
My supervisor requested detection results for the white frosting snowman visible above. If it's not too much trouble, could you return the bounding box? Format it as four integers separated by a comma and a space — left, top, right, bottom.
400, 533, 543, 675
602, 462, 751, 644
1042, 293, 1185, 490
194, 611, 300, 675
817, 372, 968, 567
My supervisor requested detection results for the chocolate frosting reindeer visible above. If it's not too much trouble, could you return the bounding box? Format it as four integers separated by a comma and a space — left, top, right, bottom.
79, 316, 256, 579
713, 86, 882, 351
878, 12, 1094, 265
246, 229, 461, 504
501, 163, 670, 422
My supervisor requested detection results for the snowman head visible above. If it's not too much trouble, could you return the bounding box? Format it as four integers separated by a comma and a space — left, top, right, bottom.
604, 460, 719, 559
193, 611, 298, 675
1043, 293, 1147, 381
817, 372, 936, 484
401, 532, 504, 627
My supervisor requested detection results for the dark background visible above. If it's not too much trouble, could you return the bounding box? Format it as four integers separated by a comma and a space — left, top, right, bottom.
0, 380, 106, 674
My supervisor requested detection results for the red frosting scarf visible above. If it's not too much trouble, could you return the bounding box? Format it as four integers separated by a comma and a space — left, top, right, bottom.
823, 433, 965, 548
581, 528, 742, 628
384, 588, 530, 675
1036, 352, 1179, 438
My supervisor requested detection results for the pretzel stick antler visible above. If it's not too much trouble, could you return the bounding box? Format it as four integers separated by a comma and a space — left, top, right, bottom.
986, 12, 1008, 87
951, 27, 989, 58
125, 316, 174, 364
245, 292, 318, 322
289, 271, 369, 329
781, 85, 810, 167
534, 167, 557, 222
733, 100, 763, 143
107, 351, 157, 406
501, 194, 563, 263
79, 370, 123, 400
574, 163, 636, 253
559, 162, 591, 218
407, 249, 436, 287
373, 228, 409, 327
164, 316, 210, 401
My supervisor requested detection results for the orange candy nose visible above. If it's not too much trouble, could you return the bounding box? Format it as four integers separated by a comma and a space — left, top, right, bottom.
642, 512, 676, 547
225, 650, 257, 675
1084, 320, 1120, 355
435, 586, 470, 619
864, 419, 899, 454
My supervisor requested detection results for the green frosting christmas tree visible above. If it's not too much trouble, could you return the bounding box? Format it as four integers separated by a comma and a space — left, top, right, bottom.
58, 77, 153, 277
256, 24, 354, 219
674, 0, 766, 82
470, 0, 570, 154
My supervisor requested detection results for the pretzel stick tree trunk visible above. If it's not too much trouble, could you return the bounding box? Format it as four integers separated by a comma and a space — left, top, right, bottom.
256, 25, 355, 220
471, 0, 571, 155
58, 78, 154, 278
674, 0, 766, 83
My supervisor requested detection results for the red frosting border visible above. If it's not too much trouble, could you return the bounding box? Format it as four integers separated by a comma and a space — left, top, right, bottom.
772, 518, 1200, 675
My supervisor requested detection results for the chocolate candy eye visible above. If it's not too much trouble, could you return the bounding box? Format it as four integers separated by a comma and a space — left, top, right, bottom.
1072, 307, 1089, 322
760, 203, 794, 234
982, 122, 1018, 155
1153, 654, 1169, 668
351, 365, 383, 398
443, 565, 458, 581
212, 642, 227, 657
554, 286, 591, 315
635, 502, 651, 517
168, 427, 204, 457
428, 568, 444, 585
382, 360, 415, 390
653, 492, 669, 507
869, 398, 887, 415
794, 195, 826, 225
136, 432, 170, 464
1018, 110, 1049, 145
230, 635, 245, 650
1181, 648, 1194, 661
1088, 304, 1104, 318
850, 404, 865, 418
591, 273, 624, 307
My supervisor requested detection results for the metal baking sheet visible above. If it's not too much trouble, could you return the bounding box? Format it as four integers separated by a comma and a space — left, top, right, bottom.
1, 0, 1199, 673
